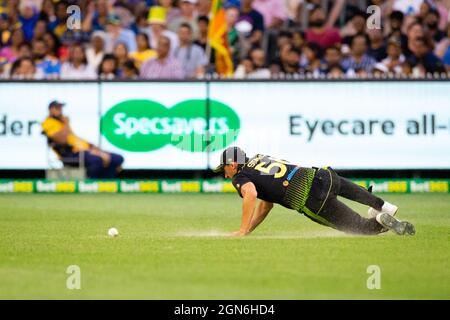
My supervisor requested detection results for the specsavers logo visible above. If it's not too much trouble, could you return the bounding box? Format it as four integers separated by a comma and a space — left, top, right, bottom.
101, 99, 240, 152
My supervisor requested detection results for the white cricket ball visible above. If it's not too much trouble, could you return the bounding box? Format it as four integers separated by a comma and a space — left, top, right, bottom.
108, 227, 119, 237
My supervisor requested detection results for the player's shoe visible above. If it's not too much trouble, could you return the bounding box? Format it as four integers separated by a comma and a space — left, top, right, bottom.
368, 201, 398, 218
375, 213, 416, 236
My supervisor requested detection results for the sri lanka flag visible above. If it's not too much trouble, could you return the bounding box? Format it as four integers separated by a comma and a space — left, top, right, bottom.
208, 0, 234, 77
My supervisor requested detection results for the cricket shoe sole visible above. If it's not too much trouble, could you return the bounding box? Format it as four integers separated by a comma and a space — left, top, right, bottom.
376, 213, 416, 236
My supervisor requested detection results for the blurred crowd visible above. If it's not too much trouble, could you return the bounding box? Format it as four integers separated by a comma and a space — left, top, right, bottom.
0, 0, 449, 80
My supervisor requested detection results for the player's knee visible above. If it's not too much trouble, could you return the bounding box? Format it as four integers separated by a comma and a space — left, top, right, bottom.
109, 153, 124, 167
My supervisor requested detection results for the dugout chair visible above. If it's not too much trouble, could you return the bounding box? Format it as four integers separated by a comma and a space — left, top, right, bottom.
45, 142, 87, 180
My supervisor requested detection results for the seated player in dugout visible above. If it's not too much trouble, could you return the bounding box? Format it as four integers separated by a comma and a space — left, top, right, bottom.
214, 147, 416, 237
41, 100, 124, 179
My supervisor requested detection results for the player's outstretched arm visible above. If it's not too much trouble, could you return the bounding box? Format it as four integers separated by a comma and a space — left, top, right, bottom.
249, 201, 273, 233
228, 182, 258, 237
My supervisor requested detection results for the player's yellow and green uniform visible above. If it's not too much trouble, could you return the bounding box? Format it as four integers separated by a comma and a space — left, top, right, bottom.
41, 116, 124, 178
232, 154, 387, 235
41, 116, 92, 157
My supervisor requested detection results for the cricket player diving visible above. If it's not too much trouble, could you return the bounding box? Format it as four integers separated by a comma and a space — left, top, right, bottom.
214, 147, 416, 237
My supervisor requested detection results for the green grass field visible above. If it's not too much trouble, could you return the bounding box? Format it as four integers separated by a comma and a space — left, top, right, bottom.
0, 193, 449, 299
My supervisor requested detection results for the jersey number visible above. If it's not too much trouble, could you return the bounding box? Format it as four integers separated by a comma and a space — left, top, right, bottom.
254, 158, 288, 179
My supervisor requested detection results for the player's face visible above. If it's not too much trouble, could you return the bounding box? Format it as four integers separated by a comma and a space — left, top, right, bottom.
50, 106, 63, 118
223, 163, 238, 179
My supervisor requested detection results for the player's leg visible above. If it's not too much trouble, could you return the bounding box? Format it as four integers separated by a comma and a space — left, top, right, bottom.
317, 196, 386, 235
103, 152, 124, 178
82, 151, 104, 179
336, 176, 384, 210
335, 174, 398, 217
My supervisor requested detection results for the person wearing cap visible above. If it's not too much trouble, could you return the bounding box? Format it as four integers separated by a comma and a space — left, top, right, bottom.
214, 147, 415, 237
41, 101, 124, 179
104, 14, 137, 53
142, 6, 179, 57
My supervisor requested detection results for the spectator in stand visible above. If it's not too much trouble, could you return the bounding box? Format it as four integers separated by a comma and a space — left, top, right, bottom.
367, 28, 388, 62
0, 28, 25, 63
32, 38, 61, 79
291, 30, 305, 51
19, 1, 40, 42
60, 44, 97, 79
226, 5, 244, 66
197, 0, 212, 17
17, 42, 33, 60
43, 31, 62, 60
235, 47, 271, 78
267, 30, 292, 65
405, 21, 426, 56
406, 36, 445, 74
342, 33, 377, 75
122, 59, 140, 79
48, 1, 68, 39
113, 42, 129, 77
387, 11, 408, 50
104, 14, 137, 53
435, 0, 450, 31
381, 36, 406, 75
435, 23, 450, 58
33, 19, 47, 40
424, 9, 446, 43
252, 0, 288, 30
91, 0, 111, 32
10, 56, 44, 79
174, 23, 208, 79
140, 35, 184, 79
237, 0, 265, 48
130, 33, 157, 69
194, 15, 209, 51
234, 57, 255, 78
341, 10, 367, 46
157, 0, 181, 25
270, 43, 301, 76
0, 13, 10, 47
98, 53, 118, 79
323, 45, 343, 75
39, 0, 55, 22
169, 0, 199, 39
143, 6, 179, 57
301, 42, 324, 77
306, 5, 341, 49
86, 31, 106, 72
248, 47, 271, 78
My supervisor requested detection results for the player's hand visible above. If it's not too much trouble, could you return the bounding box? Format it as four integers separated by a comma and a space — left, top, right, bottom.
227, 231, 249, 237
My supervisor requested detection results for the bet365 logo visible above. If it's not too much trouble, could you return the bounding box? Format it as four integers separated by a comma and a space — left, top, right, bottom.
101, 100, 240, 152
